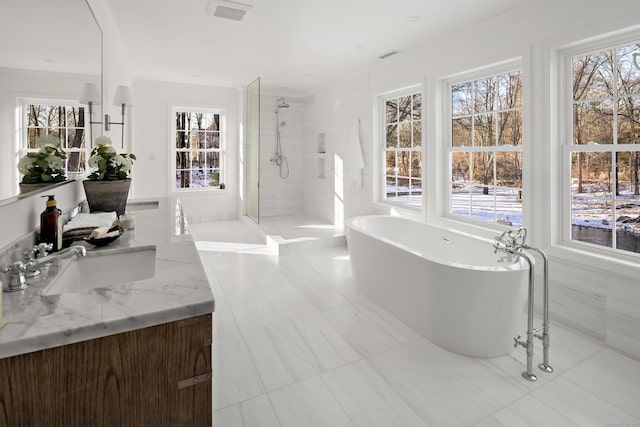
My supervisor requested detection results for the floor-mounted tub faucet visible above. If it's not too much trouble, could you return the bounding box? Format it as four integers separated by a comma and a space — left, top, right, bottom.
494, 227, 553, 381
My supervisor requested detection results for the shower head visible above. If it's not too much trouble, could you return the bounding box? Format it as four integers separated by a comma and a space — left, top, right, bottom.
277, 97, 290, 109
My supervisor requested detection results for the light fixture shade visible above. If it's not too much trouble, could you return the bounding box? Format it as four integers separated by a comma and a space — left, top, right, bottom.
79, 83, 100, 104
113, 85, 134, 107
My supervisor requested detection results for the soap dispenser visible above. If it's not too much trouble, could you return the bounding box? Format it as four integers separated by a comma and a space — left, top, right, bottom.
40, 195, 62, 252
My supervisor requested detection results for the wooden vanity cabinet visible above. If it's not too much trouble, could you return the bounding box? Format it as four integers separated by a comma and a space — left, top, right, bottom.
0, 314, 212, 427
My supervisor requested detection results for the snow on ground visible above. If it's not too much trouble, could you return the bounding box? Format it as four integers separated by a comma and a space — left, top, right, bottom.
387, 184, 640, 236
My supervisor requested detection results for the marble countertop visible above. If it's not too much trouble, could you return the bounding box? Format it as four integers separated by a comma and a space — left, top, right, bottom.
0, 197, 215, 359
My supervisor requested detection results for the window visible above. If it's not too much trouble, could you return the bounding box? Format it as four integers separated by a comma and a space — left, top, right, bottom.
448, 68, 523, 226
382, 90, 422, 207
172, 108, 224, 190
23, 101, 88, 173
567, 41, 640, 254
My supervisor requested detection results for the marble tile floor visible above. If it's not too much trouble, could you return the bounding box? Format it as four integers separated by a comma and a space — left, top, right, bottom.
253, 214, 344, 240
190, 220, 640, 427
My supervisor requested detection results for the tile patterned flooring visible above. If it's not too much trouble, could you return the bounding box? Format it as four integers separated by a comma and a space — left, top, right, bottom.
190, 221, 640, 427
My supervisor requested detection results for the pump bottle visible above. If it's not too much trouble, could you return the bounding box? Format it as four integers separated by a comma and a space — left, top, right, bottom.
40, 195, 62, 252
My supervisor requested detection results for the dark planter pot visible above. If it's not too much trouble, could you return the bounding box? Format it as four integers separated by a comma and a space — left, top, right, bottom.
83, 179, 131, 216
19, 182, 55, 195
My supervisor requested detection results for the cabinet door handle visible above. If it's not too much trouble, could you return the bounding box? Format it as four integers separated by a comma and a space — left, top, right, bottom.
178, 371, 212, 389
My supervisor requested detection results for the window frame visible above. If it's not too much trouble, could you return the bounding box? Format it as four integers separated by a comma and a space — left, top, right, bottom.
559, 36, 640, 257
377, 85, 424, 210
19, 98, 90, 178
170, 106, 226, 193
443, 60, 524, 228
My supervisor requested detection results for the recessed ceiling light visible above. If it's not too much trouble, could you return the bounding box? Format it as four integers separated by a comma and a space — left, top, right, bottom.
354, 44, 366, 50
406, 15, 419, 22
205, 0, 254, 21
304, 73, 313, 78
202, 40, 215, 46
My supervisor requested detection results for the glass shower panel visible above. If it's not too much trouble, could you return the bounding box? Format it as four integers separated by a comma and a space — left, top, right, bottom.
246, 78, 260, 222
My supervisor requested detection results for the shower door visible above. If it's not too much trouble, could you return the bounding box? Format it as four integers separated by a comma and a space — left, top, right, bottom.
245, 78, 260, 222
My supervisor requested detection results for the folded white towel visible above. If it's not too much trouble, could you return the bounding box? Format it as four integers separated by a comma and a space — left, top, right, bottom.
63, 212, 118, 232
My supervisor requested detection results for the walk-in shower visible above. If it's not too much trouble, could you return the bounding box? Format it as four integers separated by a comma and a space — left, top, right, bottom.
271, 97, 290, 179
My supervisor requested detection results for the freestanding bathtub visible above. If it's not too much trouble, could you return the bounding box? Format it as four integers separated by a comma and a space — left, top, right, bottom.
346, 215, 528, 358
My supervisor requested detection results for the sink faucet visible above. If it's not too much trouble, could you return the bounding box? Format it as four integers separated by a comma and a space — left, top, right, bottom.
2, 245, 86, 292
2, 261, 33, 292
31, 245, 87, 268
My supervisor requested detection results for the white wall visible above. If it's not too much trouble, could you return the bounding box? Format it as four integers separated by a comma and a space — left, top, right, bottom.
131, 80, 240, 222
259, 94, 304, 218
302, 0, 640, 358
303, 72, 375, 225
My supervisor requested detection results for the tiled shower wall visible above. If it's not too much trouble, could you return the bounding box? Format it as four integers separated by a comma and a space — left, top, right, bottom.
259, 95, 304, 218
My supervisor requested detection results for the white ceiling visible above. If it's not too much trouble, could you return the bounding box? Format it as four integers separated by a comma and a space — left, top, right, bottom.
0, 0, 101, 75
1, 0, 536, 96
108, 0, 535, 96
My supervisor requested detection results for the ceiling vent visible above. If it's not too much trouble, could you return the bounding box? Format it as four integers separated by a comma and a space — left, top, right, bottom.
378, 51, 399, 60
206, 0, 253, 21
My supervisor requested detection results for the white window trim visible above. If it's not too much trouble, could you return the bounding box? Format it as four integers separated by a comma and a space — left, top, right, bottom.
169, 106, 226, 194
550, 28, 640, 273
441, 59, 525, 229
374, 84, 424, 212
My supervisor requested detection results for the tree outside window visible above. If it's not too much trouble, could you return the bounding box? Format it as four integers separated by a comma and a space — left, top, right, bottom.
570, 41, 640, 254
173, 109, 224, 190
24, 102, 87, 174
383, 91, 422, 207
449, 68, 523, 226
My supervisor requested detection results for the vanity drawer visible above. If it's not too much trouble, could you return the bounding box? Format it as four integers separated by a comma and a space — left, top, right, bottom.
0, 313, 213, 427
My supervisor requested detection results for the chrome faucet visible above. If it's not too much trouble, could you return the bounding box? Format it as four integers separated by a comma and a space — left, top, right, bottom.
493, 230, 516, 254
494, 227, 528, 254
31, 245, 87, 268
494, 230, 510, 245
2, 260, 34, 292
492, 226, 553, 381
2, 245, 87, 292
510, 227, 528, 247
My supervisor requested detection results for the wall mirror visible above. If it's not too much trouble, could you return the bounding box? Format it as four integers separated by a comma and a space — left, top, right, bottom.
0, 0, 102, 206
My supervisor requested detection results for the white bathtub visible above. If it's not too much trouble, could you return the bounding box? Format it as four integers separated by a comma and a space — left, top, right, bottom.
346, 215, 528, 358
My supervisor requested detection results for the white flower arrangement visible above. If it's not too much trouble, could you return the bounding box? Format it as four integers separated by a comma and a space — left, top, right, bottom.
18, 135, 67, 184
87, 136, 136, 181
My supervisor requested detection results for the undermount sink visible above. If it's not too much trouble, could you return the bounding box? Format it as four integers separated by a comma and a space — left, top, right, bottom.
43, 245, 156, 295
